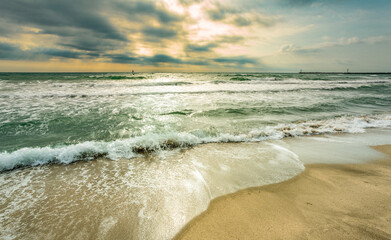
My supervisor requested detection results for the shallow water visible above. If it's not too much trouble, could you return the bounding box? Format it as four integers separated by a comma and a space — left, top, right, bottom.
1, 129, 391, 240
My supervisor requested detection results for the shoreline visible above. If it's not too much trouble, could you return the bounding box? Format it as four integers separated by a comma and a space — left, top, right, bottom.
175, 145, 391, 240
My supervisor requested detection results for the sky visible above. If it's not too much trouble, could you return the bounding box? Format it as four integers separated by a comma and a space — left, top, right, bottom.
0, 0, 390, 72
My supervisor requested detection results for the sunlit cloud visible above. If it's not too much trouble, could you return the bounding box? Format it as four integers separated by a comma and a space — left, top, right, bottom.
0, 0, 390, 71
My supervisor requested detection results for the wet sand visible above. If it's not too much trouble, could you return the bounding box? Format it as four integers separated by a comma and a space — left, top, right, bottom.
175, 145, 391, 240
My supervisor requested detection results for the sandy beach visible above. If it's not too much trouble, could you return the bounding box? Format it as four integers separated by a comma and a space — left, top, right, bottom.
175, 145, 391, 240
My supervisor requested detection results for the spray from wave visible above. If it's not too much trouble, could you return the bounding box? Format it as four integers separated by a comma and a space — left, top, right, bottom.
1, 114, 390, 172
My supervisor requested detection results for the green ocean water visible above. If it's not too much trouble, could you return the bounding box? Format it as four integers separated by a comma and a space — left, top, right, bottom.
1, 72, 391, 240
0, 72, 391, 170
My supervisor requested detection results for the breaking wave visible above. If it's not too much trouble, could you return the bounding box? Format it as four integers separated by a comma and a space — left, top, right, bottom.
1, 114, 390, 172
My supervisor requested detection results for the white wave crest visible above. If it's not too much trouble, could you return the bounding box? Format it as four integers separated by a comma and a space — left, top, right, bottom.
1, 114, 390, 172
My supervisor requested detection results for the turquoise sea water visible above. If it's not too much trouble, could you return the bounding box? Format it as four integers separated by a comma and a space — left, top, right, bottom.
1, 72, 391, 240
1, 72, 390, 170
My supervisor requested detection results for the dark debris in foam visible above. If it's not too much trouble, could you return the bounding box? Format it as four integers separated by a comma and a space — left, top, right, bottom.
131, 140, 194, 154
0, 152, 109, 173
230, 77, 251, 81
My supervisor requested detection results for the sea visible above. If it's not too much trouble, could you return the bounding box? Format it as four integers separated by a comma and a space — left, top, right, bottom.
1, 72, 391, 239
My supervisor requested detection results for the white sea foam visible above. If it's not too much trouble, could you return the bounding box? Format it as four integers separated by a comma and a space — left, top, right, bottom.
0, 129, 390, 240
1, 114, 390, 172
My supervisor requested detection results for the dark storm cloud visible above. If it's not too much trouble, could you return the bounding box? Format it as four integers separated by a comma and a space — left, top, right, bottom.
213, 56, 258, 65
0, 0, 130, 60
0, 42, 95, 60
0, 0, 125, 41
207, 3, 238, 21
232, 17, 252, 27
216, 35, 245, 43
144, 54, 183, 65
104, 53, 210, 66
230, 15, 278, 28
39, 25, 129, 54
115, 1, 182, 23
40, 49, 85, 59
0, 42, 25, 60
59, 35, 126, 52
113, 1, 185, 43
185, 36, 244, 54
60, 42, 102, 52
205, 2, 279, 28
186, 43, 218, 52
103, 53, 183, 65
0, 20, 24, 36
0, 0, 262, 69
141, 27, 178, 41
105, 54, 139, 64
142, 54, 211, 66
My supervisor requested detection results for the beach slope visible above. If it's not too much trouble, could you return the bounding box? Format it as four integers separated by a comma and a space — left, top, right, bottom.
175, 145, 391, 240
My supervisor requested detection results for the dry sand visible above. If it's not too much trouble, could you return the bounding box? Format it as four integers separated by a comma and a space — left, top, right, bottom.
175, 145, 391, 240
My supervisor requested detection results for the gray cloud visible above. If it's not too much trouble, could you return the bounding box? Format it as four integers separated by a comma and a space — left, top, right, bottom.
216, 35, 245, 43
0, 0, 262, 69
105, 54, 139, 64
1, 38, 257, 68
143, 54, 183, 65
104, 53, 210, 66
185, 35, 245, 53
0, 0, 125, 41
0, 0, 182, 62
231, 15, 278, 28
103, 53, 182, 65
141, 27, 178, 41
142, 54, 211, 66
59, 34, 126, 52
205, 2, 279, 28
213, 56, 258, 65
0, 42, 25, 60
0, 20, 25, 36
233, 17, 252, 27
114, 1, 185, 43
0, 0, 130, 61
207, 3, 238, 21
115, 1, 182, 23
186, 43, 218, 52
39, 49, 86, 59
0, 42, 95, 60
178, 0, 203, 6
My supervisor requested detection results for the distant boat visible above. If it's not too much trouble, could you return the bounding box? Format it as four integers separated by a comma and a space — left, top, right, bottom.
132, 70, 135, 75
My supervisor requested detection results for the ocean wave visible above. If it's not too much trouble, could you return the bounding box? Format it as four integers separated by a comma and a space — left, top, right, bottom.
162, 109, 193, 115
87, 75, 146, 80
329, 84, 391, 91
0, 80, 389, 99
1, 114, 390, 172
192, 103, 342, 117
0, 74, 148, 82
134, 81, 192, 86
230, 77, 251, 81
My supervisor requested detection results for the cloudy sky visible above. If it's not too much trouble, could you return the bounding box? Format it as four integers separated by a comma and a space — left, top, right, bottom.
0, 0, 390, 72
